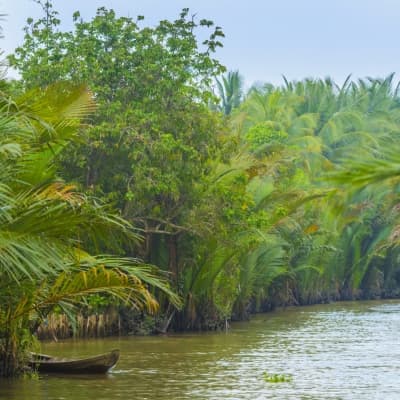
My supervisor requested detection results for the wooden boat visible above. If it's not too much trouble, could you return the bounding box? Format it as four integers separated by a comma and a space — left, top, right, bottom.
29, 349, 120, 374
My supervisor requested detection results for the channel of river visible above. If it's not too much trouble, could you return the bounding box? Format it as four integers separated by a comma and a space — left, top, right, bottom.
2, 300, 400, 399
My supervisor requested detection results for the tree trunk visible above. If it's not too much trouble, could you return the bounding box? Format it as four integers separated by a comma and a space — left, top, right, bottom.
168, 235, 179, 284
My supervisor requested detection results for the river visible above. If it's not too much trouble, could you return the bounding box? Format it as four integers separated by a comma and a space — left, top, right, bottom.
1, 300, 400, 399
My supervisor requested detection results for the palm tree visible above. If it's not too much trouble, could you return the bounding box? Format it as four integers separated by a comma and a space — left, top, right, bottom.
229, 75, 400, 308
215, 70, 244, 115
0, 83, 179, 377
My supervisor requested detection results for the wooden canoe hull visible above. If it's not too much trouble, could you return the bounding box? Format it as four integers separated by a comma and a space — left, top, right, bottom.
29, 349, 120, 374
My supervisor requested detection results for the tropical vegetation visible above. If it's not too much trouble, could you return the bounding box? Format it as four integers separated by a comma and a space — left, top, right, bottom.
2, 0, 400, 377
0, 81, 178, 376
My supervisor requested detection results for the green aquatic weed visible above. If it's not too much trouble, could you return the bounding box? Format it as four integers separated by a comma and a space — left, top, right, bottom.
263, 372, 293, 383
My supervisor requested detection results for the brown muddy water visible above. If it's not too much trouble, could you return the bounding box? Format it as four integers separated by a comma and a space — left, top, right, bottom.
1, 300, 400, 399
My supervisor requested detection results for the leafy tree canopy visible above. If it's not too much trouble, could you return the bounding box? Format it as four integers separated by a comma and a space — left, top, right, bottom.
9, 2, 229, 245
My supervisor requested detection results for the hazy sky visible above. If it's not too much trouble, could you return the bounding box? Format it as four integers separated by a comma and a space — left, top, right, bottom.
1, 0, 399, 86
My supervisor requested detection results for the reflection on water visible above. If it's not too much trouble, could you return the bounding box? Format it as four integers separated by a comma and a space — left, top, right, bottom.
2, 300, 400, 399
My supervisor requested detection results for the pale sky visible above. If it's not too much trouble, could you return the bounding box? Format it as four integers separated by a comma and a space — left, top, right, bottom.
1, 0, 399, 86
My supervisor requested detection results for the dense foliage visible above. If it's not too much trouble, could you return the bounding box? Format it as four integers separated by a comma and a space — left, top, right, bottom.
232, 75, 400, 307
0, 82, 178, 376
3, 0, 400, 376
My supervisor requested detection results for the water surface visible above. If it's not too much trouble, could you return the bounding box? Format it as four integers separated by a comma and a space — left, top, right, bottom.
2, 300, 400, 399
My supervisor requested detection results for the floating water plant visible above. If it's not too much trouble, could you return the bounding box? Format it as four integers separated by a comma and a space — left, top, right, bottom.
263, 372, 293, 383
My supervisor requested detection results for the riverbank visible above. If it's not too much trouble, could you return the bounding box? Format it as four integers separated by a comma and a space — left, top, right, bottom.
37, 286, 400, 340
